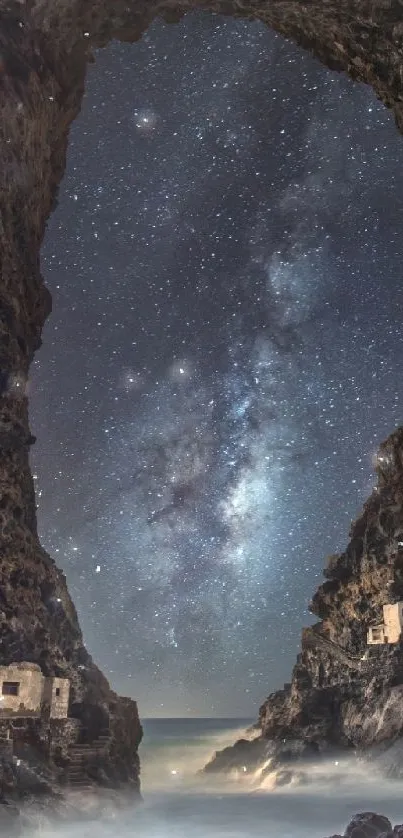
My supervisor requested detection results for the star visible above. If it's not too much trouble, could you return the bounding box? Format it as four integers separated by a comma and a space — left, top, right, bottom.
31, 11, 403, 717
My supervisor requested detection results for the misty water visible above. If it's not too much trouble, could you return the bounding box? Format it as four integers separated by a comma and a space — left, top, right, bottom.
32, 719, 403, 837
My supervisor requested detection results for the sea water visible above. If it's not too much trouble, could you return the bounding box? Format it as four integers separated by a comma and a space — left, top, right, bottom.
34, 718, 403, 837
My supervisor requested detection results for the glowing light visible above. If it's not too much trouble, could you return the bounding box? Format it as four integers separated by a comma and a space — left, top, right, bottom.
120, 369, 143, 392
134, 108, 158, 131
169, 360, 192, 382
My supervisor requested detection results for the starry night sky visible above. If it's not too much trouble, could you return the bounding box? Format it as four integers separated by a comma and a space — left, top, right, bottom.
30, 12, 403, 717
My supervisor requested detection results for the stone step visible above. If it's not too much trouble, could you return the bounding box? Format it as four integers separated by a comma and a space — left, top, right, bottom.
69, 781, 92, 788
69, 742, 103, 754
70, 744, 91, 753
69, 754, 97, 762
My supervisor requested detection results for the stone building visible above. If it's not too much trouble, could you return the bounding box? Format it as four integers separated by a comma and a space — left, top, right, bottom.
367, 603, 403, 645
0, 662, 70, 718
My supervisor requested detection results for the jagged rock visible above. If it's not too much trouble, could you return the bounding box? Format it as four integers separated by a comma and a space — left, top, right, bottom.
2, 0, 403, 804
345, 813, 393, 838
322, 814, 399, 838
207, 429, 403, 777
204, 737, 269, 774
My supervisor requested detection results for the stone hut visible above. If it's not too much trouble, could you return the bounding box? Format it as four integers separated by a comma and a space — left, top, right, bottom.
367, 603, 403, 645
0, 662, 70, 718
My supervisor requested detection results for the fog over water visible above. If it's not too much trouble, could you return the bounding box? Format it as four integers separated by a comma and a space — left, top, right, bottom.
24, 719, 403, 837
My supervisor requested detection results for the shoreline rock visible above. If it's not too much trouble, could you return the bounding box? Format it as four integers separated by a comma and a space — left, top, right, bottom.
323, 812, 401, 838
206, 429, 403, 781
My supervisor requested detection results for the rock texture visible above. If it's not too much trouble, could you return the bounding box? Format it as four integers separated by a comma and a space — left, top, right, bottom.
206, 428, 403, 780
0, 0, 143, 794
2, 0, 403, 802
323, 812, 399, 838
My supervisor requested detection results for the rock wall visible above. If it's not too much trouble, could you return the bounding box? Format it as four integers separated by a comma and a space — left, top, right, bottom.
1, 0, 403, 796
206, 428, 403, 779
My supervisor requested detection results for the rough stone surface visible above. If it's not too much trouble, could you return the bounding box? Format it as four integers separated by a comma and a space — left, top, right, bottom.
2, 0, 403, 802
320, 812, 398, 838
206, 428, 403, 779
0, 0, 148, 798
320, 812, 403, 838
321, 813, 398, 838
345, 813, 393, 838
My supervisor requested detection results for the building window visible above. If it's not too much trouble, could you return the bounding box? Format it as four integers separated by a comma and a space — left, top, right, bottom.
55, 688, 60, 697
2, 682, 20, 696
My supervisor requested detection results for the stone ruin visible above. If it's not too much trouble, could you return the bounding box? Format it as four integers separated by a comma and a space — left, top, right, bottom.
0, 662, 69, 719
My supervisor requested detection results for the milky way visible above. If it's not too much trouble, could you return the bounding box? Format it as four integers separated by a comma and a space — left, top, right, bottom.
30, 13, 403, 715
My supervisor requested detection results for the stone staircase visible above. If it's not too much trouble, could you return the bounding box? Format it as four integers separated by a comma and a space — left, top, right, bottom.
67, 732, 110, 788
303, 626, 363, 669
305, 627, 403, 688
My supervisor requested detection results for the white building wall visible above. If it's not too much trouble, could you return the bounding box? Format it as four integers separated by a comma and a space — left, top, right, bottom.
367, 602, 403, 645
383, 603, 403, 643
48, 677, 70, 718
0, 664, 70, 718
0, 663, 44, 714
367, 624, 386, 645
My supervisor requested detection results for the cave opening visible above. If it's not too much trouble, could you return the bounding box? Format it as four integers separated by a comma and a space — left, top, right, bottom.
18, 8, 403, 718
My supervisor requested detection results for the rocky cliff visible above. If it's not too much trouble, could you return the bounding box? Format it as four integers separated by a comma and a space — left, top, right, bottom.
324, 812, 403, 838
2, 0, 403, 805
0, 0, 147, 801
206, 428, 403, 781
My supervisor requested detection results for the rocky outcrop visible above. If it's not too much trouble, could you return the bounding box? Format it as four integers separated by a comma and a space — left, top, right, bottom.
322, 812, 399, 838
206, 428, 403, 780
2, 0, 403, 804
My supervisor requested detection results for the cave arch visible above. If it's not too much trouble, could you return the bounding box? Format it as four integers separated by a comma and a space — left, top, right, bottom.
0, 0, 403, 785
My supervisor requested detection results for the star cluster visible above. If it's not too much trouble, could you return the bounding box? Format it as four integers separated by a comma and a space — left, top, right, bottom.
31, 13, 403, 716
